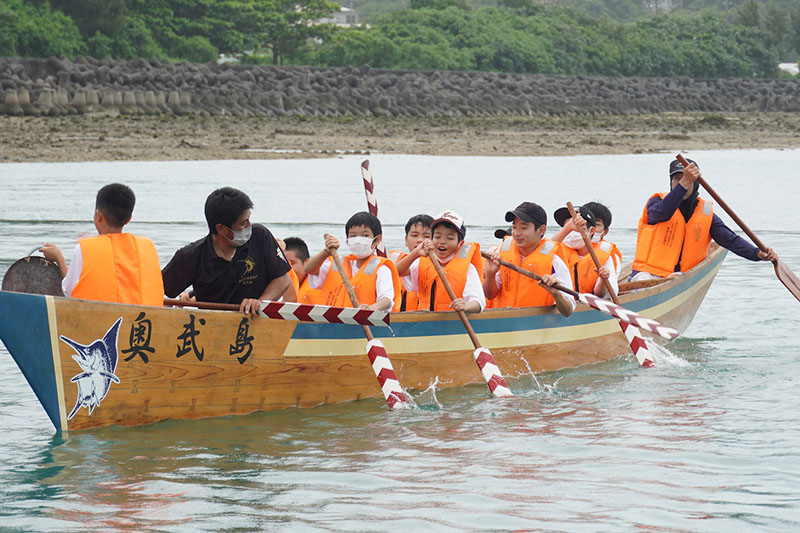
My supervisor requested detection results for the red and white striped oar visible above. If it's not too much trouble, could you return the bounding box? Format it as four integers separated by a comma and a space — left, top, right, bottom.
565, 202, 655, 367
328, 247, 410, 410
479, 252, 678, 341
427, 250, 513, 398
361, 160, 387, 258
165, 298, 390, 327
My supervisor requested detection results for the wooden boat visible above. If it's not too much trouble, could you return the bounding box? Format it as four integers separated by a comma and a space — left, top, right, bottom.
0, 245, 727, 432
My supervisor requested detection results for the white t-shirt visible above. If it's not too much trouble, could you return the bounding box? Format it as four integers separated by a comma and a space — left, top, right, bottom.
308, 258, 395, 305
493, 253, 576, 312
61, 243, 83, 297
407, 259, 486, 312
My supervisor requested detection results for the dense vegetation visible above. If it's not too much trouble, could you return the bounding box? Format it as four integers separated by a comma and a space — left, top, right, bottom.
0, 0, 795, 78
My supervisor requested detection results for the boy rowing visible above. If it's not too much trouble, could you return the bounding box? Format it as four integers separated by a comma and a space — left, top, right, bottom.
551, 201, 622, 298
304, 212, 401, 311
483, 202, 574, 316
397, 211, 485, 313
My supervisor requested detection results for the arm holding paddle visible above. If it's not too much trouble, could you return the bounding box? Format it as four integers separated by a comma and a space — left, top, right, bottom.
676, 157, 778, 263
403, 240, 480, 312
483, 249, 575, 317
674, 154, 797, 301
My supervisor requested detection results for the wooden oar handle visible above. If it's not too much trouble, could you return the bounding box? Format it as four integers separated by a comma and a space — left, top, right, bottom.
480, 250, 578, 299
566, 202, 621, 305
427, 249, 482, 349
329, 245, 373, 340
165, 298, 240, 311
675, 154, 769, 253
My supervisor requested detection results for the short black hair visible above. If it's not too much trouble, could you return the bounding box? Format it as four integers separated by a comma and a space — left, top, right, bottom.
96, 183, 135, 228
204, 187, 254, 235
404, 214, 433, 235
283, 237, 309, 262
582, 201, 612, 229
345, 211, 382, 237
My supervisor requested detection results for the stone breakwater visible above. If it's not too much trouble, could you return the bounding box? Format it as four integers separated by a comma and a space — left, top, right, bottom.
2, 56, 800, 118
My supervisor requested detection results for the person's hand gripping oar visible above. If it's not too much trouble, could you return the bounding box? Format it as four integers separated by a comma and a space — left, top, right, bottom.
479, 251, 679, 341
426, 249, 513, 398
327, 238, 410, 410
675, 154, 800, 303
566, 202, 655, 367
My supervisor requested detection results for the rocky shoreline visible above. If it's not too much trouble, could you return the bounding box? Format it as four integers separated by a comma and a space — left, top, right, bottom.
3, 57, 800, 162
3, 57, 800, 119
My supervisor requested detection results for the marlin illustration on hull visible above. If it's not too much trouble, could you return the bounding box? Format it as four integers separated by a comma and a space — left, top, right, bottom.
59, 317, 122, 419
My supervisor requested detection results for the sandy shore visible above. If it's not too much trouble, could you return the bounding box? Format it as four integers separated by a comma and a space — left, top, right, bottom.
2, 112, 799, 162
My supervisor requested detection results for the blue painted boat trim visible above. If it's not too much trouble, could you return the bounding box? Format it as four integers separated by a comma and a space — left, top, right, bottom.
290, 250, 727, 341
0, 292, 61, 431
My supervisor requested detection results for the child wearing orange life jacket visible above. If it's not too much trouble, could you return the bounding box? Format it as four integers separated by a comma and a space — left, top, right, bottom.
551, 202, 622, 299
282, 237, 320, 304
304, 212, 401, 311
396, 211, 485, 313
390, 214, 433, 312
483, 202, 574, 317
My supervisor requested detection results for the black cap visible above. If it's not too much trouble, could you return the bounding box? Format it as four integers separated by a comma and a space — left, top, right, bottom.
494, 228, 511, 239
505, 202, 546, 226
553, 205, 597, 228
670, 158, 698, 176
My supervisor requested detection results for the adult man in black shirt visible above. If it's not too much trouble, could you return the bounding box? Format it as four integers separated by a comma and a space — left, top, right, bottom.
162, 187, 292, 316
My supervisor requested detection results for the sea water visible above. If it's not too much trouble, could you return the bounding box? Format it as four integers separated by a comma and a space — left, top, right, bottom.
1, 151, 799, 531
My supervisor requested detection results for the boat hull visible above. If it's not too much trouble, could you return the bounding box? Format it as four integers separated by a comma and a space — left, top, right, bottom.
0, 247, 727, 432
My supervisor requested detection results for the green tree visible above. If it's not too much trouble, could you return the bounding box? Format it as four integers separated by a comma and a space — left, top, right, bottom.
791, 0, 800, 54
0, 0, 85, 57
764, 4, 788, 49
410, 0, 471, 9
254, 0, 340, 64
49, 0, 128, 39
734, 0, 760, 28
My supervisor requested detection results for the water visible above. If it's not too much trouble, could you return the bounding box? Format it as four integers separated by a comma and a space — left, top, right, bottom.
1, 151, 800, 531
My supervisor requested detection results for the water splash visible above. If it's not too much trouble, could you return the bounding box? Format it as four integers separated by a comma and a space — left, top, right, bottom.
412, 376, 443, 411
646, 342, 691, 367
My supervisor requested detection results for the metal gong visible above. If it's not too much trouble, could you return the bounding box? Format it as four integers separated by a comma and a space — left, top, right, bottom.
2, 247, 64, 296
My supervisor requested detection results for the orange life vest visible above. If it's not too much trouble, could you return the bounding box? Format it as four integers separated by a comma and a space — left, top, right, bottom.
560, 240, 617, 293
388, 249, 419, 312
72, 233, 164, 306
315, 255, 402, 310
490, 237, 561, 308
633, 193, 713, 277
296, 277, 318, 305
416, 242, 482, 312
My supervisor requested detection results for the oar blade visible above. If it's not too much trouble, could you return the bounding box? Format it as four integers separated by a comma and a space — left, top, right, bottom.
619, 321, 655, 367
367, 339, 411, 410
775, 260, 800, 303
473, 348, 513, 397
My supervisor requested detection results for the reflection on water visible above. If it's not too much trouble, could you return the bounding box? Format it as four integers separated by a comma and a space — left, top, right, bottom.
2, 152, 800, 530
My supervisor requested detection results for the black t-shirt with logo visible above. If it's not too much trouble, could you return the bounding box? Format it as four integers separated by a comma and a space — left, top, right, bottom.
162, 224, 290, 304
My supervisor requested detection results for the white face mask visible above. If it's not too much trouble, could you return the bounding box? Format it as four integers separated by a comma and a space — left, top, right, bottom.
591, 232, 603, 243
562, 231, 586, 250
227, 225, 252, 247
347, 236, 375, 259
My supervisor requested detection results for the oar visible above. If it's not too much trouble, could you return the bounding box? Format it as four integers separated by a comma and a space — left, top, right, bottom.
328, 246, 410, 410
565, 202, 655, 367
480, 251, 679, 341
426, 249, 513, 397
676, 154, 800, 302
361, 160, 387, 258
164, 298, 391, 327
